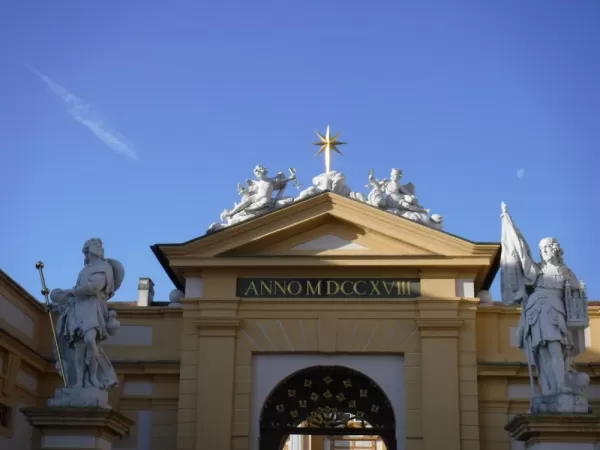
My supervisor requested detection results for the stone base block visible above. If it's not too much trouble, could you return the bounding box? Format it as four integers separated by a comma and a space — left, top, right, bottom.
48, 387, 110, 409
506, 414, 600, 449
531, 392, 590, 414
21, 407, 134, 450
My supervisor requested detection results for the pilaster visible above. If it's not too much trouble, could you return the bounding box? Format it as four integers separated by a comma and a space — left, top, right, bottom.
417, 317, 463, 450
195, 318, 240, 450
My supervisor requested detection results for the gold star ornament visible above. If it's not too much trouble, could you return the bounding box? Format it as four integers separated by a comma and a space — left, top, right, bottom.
313, 125, 347, 173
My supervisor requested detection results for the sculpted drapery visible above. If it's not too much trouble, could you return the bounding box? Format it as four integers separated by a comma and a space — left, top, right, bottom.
500, 203, 587, 400
49, 238, 123, 391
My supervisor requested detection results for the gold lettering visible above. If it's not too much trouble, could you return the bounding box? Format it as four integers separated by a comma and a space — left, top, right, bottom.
307, 280, 322, 296
327, 280, 340, 296
241, 278, 415, 298
260, 281, 272, 296
353, 280, 367, 296
396, 281, 411, 296
274, 280, 287, 296
244, 281, 259, 296
340, 280, 354, 296
382, 281, 394, 296
369, 280, 382, 296
287, 281, 302, 296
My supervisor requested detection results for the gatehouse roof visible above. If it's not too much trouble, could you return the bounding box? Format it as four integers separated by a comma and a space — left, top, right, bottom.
152, 191, 500, 293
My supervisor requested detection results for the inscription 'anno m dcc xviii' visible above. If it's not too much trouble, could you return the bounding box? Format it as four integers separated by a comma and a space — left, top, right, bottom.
236, 278, 420, 298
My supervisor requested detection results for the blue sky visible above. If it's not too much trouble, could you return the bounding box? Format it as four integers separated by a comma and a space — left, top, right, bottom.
0, 0, 598, 302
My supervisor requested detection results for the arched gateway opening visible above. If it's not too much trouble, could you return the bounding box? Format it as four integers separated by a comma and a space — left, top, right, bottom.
259, 365, 397, 450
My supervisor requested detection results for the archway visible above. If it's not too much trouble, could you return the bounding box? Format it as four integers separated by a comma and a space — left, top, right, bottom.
259, 365, 397, 450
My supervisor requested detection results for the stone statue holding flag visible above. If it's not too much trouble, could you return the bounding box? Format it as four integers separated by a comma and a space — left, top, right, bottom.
500, 202, 590, 413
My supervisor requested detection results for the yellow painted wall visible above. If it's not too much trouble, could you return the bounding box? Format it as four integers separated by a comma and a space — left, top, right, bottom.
1, 192, 598, 450
2, 267, 600, 450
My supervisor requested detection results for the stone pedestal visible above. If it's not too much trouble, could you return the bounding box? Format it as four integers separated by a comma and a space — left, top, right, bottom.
48, 387, 110, 409
531, 392, 590, 414
21, 407, 134, 450
505, 414, 600, 450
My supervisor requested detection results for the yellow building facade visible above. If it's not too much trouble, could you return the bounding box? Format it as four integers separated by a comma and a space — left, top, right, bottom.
1, 192, 598, 450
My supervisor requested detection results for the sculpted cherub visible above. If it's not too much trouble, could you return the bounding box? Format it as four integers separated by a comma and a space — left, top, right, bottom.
208, 166, 299, 232
360, 168, 443, 229
367, 168, 428, 214
223, 165, 297, 219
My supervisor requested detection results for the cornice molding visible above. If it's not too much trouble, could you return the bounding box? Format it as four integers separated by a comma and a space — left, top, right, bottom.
416, 319, 464, 329
111, 306, 183, 319
193, 319, 241, 330
478, 362, 600, 378
21, 407, 135, 437
194, 319, 241, 337
0, 328, 49, 371
111, 360, 180, 374
0, 271, 46, 314
169, 256, 493, 268
506, 414, 600, 445
416, 318, 463, 337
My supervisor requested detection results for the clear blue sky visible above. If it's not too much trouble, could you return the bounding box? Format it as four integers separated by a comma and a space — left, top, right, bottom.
0, 0, 598, 302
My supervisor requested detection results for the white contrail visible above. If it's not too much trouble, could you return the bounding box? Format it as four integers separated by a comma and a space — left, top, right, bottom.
25, 65, 139, 160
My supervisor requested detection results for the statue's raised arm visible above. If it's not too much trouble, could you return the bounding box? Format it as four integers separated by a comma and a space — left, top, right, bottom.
499, 202, 591, 411
500, 202, 540, 306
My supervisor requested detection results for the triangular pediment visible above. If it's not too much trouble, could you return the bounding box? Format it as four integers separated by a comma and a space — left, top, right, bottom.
155, 192, 498, 260
228, 215, 439, 256
152, 192, 500, 293
291, 234, 369, 251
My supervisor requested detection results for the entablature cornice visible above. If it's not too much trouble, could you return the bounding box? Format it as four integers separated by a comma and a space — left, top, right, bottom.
168, 256, 494, 268
194, 318, 241, 337
416, 318, 464, 337
477, 363, 523, 377
111, 360, 180, 375
477, 305, 522, 315
110, 306, 183, 319
478, 362, 600, 378
0, 328, 49, 372
0, 271, 46, 316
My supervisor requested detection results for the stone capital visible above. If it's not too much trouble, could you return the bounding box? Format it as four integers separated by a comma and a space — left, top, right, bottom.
416, 319, 463, 338
194, 318, 241, 337
505, 414, 600, 446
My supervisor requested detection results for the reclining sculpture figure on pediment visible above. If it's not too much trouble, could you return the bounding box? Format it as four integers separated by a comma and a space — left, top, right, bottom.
208, 165, 298, 232
364, 168, 443, 230
295, 170, 365, 202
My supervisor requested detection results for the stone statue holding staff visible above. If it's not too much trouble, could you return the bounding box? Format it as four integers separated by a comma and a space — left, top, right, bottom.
500, 202, 590, 413
46, 238, 124, 406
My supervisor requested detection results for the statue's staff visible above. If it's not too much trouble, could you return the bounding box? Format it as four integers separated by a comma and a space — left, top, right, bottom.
35, 261, 68, 387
